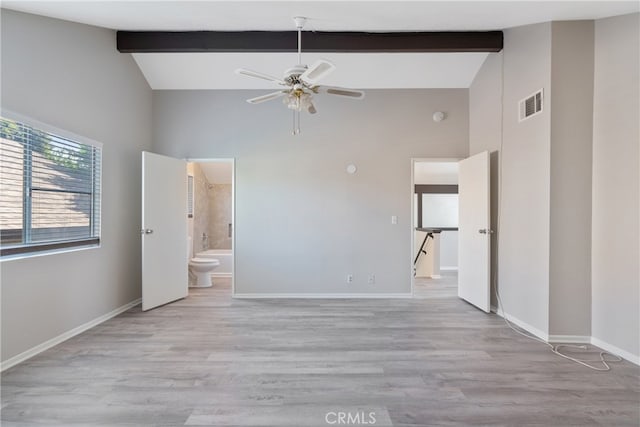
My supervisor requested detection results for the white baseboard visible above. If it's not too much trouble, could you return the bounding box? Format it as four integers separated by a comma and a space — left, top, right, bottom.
491, 305, 549, 341
440, 267, 458, 271
234, 293, 413, 299
548, 335, 591, 344
211, 272, 232, 278
429, 274, 442, 279
492, 305, 639, 366
591, 336, 640, 366
1, 298, 141, 372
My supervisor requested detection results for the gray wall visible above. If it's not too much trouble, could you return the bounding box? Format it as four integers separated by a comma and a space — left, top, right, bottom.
470, 16, 639, 359
153, 89, 469, 294
591, 13, 639, 359
549, 21, 594, 337
499, 23, 552, 334
1, 11, 152, 362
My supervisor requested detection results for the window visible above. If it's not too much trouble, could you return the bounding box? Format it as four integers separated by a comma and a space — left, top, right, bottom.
421, 194, 459, 228
414, 185, 459, 229
0, 116, 102, 257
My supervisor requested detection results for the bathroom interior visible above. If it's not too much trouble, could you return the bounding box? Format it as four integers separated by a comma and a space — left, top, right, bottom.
187, 160, 234, 292
413, 160, 459, 298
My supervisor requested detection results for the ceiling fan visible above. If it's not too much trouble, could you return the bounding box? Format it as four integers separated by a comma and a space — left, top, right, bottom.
235, 17, 365, 135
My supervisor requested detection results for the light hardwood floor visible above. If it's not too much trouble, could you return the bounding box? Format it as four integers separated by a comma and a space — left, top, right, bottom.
413, 271, 458, 299
2, 277, 638, 426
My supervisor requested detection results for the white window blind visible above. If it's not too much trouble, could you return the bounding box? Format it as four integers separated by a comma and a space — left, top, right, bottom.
0, 116, 101, 256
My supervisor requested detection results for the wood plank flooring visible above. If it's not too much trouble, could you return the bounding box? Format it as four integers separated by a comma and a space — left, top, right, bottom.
413, 272, 458, 299
2, 277, 638, 426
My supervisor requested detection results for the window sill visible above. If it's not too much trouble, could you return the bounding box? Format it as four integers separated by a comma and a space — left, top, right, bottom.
0, 239, 101, 262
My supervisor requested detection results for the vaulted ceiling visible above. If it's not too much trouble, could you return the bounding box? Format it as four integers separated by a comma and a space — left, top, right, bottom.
4, 1, 637, 89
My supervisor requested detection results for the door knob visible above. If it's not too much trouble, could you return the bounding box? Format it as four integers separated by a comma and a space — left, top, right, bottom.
478, 229, 494, 234
141, 228, 154, 235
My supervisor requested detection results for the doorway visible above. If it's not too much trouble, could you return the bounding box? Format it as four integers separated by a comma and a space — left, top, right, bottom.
411, 159, 460, 299
187, 159, 235, 298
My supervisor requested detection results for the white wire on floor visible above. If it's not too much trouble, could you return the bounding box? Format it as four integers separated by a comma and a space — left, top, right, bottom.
491, 52, 622, 372
495, 289, 622, 371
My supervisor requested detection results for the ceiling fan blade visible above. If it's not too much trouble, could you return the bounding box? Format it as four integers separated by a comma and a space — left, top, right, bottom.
246, 91, 288, 104
299, 60, 336, 85
308, 103, 317, 114
316, 86, 365, 100
235, 68, 286, 85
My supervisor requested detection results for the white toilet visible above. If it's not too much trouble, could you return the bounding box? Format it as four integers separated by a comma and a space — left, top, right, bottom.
188, 237, 220, 287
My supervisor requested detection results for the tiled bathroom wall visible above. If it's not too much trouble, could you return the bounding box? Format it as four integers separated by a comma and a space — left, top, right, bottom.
208, 184, 232, 249
190, 163, 211, 255
188, 162, 232, 254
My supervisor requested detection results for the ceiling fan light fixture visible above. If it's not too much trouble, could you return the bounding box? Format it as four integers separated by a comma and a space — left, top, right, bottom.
235, 15, 364, 135
283, 91, 313, 111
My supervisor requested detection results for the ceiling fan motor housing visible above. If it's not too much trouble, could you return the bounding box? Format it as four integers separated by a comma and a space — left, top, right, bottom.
284, 65, 308, 84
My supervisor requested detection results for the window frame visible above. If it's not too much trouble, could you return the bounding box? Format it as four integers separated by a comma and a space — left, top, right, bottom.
0, 111, 103, 259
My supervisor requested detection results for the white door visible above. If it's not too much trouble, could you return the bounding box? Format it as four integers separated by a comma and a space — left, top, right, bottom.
141, 151, 188, 311
458, 151, 491, 312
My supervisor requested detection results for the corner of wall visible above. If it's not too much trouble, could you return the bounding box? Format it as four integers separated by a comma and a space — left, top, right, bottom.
591, 12, 640, 361
548, 20, 594, 337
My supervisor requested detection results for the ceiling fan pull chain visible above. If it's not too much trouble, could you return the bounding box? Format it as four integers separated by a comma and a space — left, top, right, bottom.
292, 109, 301, 135
292, 109, 300, 135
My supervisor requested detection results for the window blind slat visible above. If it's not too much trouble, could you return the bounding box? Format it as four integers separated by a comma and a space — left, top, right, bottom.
0, 116, 101, 255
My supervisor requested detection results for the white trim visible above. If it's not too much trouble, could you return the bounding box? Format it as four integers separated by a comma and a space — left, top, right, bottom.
0, 242, 100, 262
440, 266, 458, 271
234, 293, 412, 299
0, 298, 141, 372
2, 110, 103, 148
211, 272, 232, 278
492, 305, 639, 365
548, 335, 590, 344
491, 305, 549, 341
429, 274, 442, 279
591, 336, 640, 366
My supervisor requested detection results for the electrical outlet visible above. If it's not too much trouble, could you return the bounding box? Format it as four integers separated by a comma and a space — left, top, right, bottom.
346, 274, 354, 284
391, 215, 398, 225
368, 274, 376, 284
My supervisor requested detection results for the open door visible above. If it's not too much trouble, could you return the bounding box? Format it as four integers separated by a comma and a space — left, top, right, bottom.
458, 151, 491, 312
141, 151, 188, 311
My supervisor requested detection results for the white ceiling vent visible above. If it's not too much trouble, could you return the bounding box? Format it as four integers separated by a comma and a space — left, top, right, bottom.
519, 89, 543, 121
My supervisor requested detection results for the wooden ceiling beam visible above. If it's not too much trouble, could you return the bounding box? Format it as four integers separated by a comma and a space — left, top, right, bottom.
117, 31, 503, 53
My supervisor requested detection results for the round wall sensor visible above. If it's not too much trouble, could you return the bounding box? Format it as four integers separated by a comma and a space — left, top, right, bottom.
432, 111, 446, 122
346, 164, 357, 174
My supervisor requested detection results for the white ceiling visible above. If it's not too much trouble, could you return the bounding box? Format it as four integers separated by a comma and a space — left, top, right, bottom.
3, 1, 637, 32
4, 1, 637, 90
